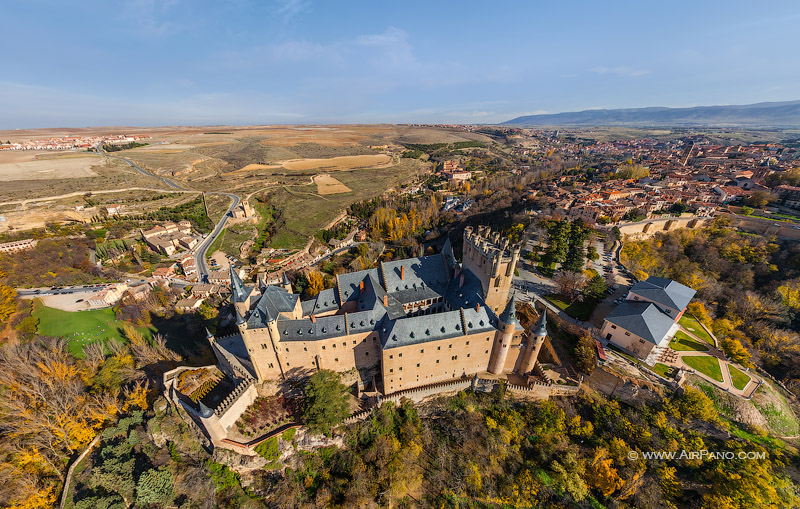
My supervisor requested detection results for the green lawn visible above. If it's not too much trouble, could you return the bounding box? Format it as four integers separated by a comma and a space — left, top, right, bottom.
679, 314, 714, 344
682, 355, 724, 382
728, 364, 752, 391
545, 294, 598, 322
649, 362, 672, 378
33, 301, 153, 357
669, 331, 710, 352
537, 261, 556, 278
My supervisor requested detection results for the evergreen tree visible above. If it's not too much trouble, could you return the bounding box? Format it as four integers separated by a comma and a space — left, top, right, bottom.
303, 370, 350, 436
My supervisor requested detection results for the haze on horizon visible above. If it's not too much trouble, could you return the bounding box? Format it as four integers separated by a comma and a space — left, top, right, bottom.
2, 0, 799, 129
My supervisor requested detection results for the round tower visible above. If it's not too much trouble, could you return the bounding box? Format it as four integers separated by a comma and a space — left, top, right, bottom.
488, 296, 518, 374
518, 308, 547, 375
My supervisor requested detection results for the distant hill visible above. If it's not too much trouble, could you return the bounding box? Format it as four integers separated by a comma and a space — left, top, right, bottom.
503, 100, 800, 127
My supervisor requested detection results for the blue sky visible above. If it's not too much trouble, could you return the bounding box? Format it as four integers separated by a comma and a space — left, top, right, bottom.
2, 0, 799, 127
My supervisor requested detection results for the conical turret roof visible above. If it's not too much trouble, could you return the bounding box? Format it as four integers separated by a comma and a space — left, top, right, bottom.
533, 308, 548, 337
499, 295, 518, 325
230, 265, 245, 302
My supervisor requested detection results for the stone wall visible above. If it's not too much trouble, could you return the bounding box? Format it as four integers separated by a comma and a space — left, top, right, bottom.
216, 379, 258, 430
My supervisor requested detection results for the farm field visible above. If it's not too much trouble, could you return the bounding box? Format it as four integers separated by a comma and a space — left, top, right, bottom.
278, 154, 392, 171
0, 154, 102, 181
314, 174, 352, 195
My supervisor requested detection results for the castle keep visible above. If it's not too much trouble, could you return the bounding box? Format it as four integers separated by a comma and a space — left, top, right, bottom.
206, 226, 543, 393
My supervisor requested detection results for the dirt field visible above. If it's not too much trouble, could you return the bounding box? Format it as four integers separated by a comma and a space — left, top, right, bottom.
0, 156, 103, 181
279, 154, 392, 171
237, 163, 282, 172
314, 174, 352, 195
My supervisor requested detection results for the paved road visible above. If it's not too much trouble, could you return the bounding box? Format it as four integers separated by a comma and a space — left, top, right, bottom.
96, 143, 186, 190
94, 144, 241, 283
193, 193, 240, 282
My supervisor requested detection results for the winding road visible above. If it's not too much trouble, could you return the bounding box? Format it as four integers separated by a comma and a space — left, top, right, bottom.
94, 144, 240, 282
96, 143, 186, 190
193, 193, 240, 282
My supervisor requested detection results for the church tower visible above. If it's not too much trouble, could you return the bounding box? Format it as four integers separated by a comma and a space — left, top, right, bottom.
461, 226, 521, 313
489, 295, 518, 374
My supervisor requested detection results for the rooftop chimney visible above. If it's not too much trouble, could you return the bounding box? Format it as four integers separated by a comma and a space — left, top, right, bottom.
359, 281, 365, 292
459, 273, 465, 288
383, 295, 388, 307
310, 315, 316, 323
400, 265, 405, 280
475, 303, 480, 312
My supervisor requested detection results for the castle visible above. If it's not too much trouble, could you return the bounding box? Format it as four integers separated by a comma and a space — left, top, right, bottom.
207, 226, 547, 393
165, 226, 555, 450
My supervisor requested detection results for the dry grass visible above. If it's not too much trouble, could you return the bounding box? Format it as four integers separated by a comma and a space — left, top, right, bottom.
279, 154, 392, 171
314, 174, 352, 195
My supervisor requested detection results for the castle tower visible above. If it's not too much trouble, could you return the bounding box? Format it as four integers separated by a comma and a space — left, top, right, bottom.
518, 308, 547, 375
489, 295, 518, 374
281, 272, 293, 293
461, 226, 521, 312
230, 265, 245, 302
234, 306, 267, 381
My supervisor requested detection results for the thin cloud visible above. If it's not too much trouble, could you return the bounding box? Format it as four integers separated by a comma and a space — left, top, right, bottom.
592, 66, 651, 78
274, 0, 311, 22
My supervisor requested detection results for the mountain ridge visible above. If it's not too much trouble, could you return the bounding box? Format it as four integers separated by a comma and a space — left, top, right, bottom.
502, 100, 800, 127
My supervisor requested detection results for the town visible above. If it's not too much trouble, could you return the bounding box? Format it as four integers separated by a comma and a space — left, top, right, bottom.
2, 123, 799, 509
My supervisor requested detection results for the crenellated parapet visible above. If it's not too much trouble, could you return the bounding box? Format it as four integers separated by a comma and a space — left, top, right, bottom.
214, 377, 255, 417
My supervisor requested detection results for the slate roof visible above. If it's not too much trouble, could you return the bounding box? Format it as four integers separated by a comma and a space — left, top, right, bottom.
630, 276, 695, 312
604, 301, 676, 345
499, 295, 518, 325
443, 268, 485, 310
356, 274, 405, 319
380, 309, 470, 349
277, 314, 348, 341
301, 288, 340, 316
461, 305, 500, 335
336, 268, 381, 303
381, 255, 450, 302
247, 286, 299, 328
532, 309, 548, 337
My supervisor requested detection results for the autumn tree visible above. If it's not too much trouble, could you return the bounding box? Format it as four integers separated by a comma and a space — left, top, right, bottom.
305, 270, 325, 298
573, 332, 597, 374
553, 270, 587, 303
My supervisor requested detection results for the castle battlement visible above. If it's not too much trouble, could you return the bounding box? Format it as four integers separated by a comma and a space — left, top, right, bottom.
463, 225, 521, 262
